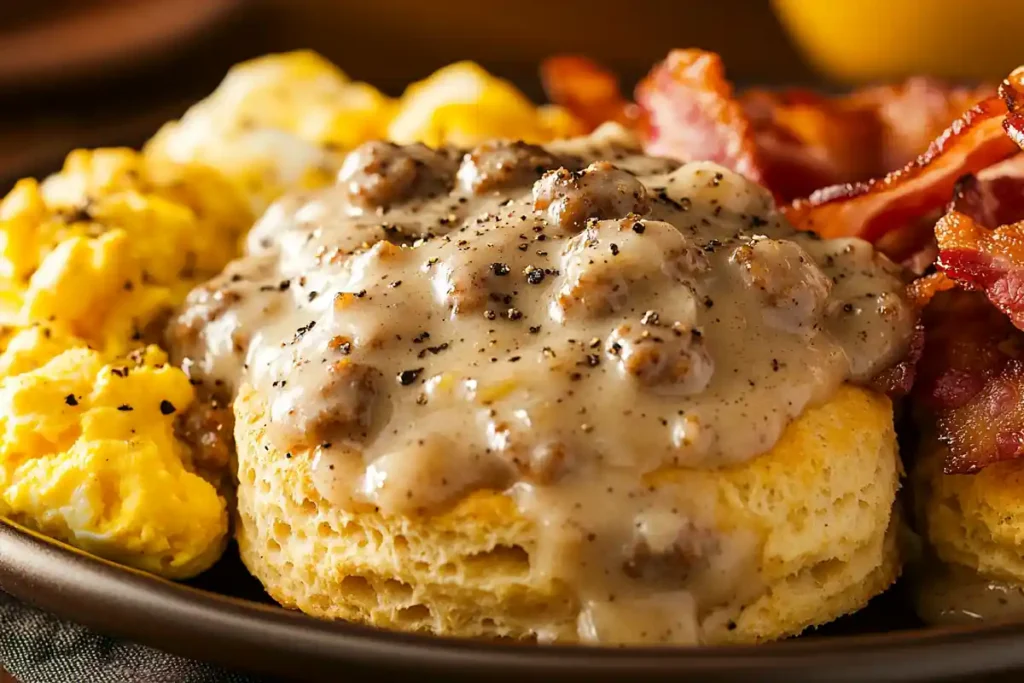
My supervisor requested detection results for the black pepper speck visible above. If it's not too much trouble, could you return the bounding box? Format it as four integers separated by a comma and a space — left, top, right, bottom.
397, 368, 424, 386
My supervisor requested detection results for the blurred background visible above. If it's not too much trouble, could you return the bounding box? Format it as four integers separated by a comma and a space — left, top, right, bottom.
1, 0, 1021, 186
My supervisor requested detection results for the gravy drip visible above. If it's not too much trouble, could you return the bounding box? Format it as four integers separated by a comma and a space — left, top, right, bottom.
169, 125, 914, 644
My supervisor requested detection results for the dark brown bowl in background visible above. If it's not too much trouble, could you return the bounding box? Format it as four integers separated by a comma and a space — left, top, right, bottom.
0, 0, 246, 89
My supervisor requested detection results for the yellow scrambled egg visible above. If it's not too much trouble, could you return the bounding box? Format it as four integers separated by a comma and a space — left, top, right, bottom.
0, 50, 582, 579
0, 149, 247, 578
146, 50, 583, 213
0, 341, 225, 579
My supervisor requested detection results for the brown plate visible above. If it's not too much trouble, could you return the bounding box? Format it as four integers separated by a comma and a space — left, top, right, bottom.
3, 518, 1024, 681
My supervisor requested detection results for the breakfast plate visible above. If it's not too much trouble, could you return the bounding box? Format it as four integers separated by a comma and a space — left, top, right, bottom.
5, 46, 1024, 682
4, 518, 1024, 682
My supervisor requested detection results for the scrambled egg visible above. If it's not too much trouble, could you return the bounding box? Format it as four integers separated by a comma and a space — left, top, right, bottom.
0, 149, 247, 578
386, 61, 582, 147
0, 341, 225, 579
0, 148, 250, 351
146, 50, 583, 213
0, 50, 582, 579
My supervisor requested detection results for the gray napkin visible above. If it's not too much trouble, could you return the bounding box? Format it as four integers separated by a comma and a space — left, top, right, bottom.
0, 591, 265, 683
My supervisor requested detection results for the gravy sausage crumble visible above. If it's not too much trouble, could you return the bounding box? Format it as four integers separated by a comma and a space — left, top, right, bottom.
169, 125, 914, 644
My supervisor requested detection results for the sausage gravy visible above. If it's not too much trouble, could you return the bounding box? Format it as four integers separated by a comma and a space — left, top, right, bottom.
168, 124, 914, 644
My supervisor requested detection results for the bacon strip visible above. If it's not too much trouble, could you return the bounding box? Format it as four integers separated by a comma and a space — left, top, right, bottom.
783, 96, 1017, 242
941, 361, 1024, 472
742, 88, 879, 202
544, 52, 994, 206
908, 72, 1024, 474
934, 156, 1024, 331
540, 56, 643, 132
914, 289, 1024, 473
869, 322, 924, 399
855, 79, 996, 174
742, 80, 992, 203
1002, 66, 1024, 149
907, 272, 956, 309
634, 49, 765, 185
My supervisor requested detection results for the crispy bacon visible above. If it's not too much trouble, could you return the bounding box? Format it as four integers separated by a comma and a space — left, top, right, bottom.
868, 272, 955, 399
1002, 66, 1024, 149
856, 79, 996, 174
740, 79, 991, 202
634, 49, 765, 185
907, 73, 1024, 475
870, 322, 924, 398
914, 289, 1024, 473
742, 88, 879, 202
952, 155, 1024, 226
941, 362, 1024, 472
540, 56, 643, 132
783, 96, 1017, 242
907, 272, 956, 309
544, 52, 994, 205
934, 157, 1024, 330
713, 78, 993, 203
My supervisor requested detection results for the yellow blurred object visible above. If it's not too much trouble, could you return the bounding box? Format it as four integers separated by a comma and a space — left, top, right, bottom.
388, 61, 584, 147
773, 0, 1024, 83
146, 51, 390, 214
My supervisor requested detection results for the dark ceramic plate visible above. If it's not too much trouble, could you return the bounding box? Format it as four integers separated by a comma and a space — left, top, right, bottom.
3, 519, 1024, 682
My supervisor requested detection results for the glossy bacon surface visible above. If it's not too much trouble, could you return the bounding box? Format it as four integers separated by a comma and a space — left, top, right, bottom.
745, 79, 992, 203
634, 49, 765, 184
935, 157, 1024, 331
539, 56, 643, 132
783, 96, 1017, 242
1002, 66, 1024, 149
542, 52, 995, 207
914, 290, 1024, 473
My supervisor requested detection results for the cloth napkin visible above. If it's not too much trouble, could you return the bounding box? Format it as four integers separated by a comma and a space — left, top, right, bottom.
0, 591, 266, 683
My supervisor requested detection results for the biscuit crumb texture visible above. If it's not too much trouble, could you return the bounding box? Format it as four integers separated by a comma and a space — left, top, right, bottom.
915, 434, 1024, 584
235, 384, 900, 644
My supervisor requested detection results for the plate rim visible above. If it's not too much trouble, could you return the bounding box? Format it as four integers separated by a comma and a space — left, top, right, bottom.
3, 519, 1024, 681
